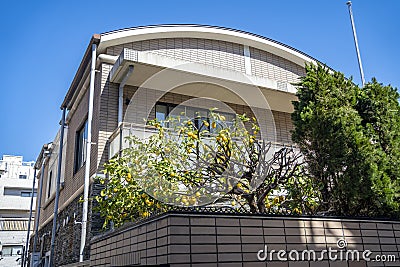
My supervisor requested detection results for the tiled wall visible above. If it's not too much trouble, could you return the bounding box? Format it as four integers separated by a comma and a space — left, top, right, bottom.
106, 38, 304, 85
90, 213, 400, 267
107, 38, 246, 74
250, 47, 305, 84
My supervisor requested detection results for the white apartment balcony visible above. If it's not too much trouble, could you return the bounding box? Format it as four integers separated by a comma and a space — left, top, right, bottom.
109, 48, 298, 115
0, 195, 35, 212
0, 218, 33, 231
108, 122, 297, 160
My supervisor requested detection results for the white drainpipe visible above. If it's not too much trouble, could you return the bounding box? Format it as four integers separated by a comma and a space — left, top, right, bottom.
79, 43, 97, 262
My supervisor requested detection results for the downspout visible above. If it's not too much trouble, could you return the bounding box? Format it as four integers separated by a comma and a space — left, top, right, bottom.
22, 167, 37, 267
79, 43, 97, 263
118, 65, 134, 155
32, 150, 50, 258
49, 107, 67, 267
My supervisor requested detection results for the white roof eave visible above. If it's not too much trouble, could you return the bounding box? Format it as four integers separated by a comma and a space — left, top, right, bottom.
98, 25, 316, 67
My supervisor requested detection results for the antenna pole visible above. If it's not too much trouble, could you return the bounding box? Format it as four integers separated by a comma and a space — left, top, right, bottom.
346, 1, 365, 86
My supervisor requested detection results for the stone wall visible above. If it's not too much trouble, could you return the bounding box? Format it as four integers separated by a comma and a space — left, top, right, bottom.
29, 181, 105, 266
90, 212, 400, 267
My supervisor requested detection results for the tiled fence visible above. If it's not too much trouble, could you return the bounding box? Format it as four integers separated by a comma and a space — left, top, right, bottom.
90, 213, 400, 267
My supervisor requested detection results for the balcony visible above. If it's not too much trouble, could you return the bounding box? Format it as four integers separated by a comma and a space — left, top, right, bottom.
108, 123, 298, 160
0, 218, 33, 231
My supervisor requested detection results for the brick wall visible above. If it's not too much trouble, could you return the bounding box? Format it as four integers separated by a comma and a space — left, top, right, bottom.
31, 180, 105, 266
90, 213, 400, 267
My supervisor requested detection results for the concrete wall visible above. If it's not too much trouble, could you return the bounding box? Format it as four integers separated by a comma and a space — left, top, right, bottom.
90, 213, 400, 267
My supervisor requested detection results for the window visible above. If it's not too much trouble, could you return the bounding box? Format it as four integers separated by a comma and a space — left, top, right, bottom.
74, 120, 88, 173
155, 104, 168, 122
4, 188, 36, 197
154, 103, 235, 132
19, 174, 27, 179
21, 191, 37, 197
47, 171, 52, 198
2, 245, 22, 256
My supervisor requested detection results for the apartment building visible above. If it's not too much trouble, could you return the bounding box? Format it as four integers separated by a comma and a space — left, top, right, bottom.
0, 155, 35, 266
31, 25, 318, 266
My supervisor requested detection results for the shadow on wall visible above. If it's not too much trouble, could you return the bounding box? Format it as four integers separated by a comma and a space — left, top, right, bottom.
90, 213, 400, 267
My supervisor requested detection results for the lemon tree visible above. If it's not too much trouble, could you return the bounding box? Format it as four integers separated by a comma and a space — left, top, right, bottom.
96, 111, 310, 228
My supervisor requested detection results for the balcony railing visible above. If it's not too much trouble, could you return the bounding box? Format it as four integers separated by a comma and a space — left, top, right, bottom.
109, 122, 298, 159
0, 218, 33, 231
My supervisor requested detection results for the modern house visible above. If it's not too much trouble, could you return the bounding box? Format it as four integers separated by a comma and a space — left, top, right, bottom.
30, 25, 320, 266
0, 155, 35, 266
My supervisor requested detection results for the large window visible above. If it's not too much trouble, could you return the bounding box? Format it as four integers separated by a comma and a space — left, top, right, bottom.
154, 103, 235, 131
74, 120, 88, 173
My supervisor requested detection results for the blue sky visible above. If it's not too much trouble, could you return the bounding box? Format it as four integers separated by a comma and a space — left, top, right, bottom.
1, 0, 399, 162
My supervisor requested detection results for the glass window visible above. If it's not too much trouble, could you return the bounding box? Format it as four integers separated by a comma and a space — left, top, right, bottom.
47, 171, 53, 198
154, 103, 235, 133
74, 120, 88, 173
21, 192, 31, 197
155, 104, 168, 122
2, 245, 22, 256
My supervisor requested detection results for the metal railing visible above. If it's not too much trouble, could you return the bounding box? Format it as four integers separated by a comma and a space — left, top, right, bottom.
108, 122, 298, 159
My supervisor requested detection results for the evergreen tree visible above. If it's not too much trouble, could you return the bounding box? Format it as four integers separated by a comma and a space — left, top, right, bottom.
292, 63, 399, 217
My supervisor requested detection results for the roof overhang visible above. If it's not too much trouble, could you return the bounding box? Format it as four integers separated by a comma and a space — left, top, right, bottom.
110, 48, 297, 113
100, 25, 317, 67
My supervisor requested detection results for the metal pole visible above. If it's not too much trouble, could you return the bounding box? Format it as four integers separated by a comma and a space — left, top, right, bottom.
33, 154, 48, 259
49, 107, 67, 267
22, 167, 37, 267
80, 43, 97, 262
346, 1, 365, 86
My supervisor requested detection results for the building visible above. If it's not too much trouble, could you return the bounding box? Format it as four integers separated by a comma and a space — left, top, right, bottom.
0, 155, 35, 266
31, 25, 319, 266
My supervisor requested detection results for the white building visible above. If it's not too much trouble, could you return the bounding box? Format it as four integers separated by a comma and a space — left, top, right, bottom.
0, 155, 36, 266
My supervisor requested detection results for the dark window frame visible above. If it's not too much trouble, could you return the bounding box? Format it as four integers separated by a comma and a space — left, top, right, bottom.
74, 119, 88, 174
47, 171, 53, 198
154, 102, 235, 132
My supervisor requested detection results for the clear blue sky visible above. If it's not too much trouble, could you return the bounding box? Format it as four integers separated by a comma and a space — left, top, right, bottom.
1, 0, 399, 162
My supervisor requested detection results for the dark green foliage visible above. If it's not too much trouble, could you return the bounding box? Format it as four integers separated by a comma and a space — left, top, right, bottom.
292, 63, 400, 218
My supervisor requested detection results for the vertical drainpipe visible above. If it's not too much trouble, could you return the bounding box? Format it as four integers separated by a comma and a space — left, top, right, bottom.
49, 107, 67, 267
118, 65, 134, 155
22, 167, 37, 267
33, 151, 49, 259
79, 43, 97, 263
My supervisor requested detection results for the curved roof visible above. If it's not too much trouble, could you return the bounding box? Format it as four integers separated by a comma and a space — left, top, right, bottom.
62, 24, 320, 109
99, 24, 317, 67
